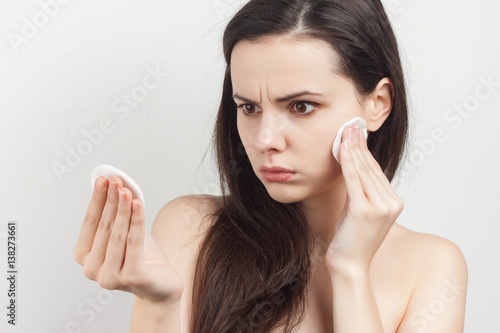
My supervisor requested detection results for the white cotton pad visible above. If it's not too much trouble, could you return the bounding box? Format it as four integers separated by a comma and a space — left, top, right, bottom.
332, 117, 368, 164
90, 164, 145, 207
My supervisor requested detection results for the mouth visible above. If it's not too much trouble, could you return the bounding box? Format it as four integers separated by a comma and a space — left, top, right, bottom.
260, 166, 296, 183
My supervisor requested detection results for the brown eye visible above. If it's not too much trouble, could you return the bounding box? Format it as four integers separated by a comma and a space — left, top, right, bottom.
293, 102, 316, 115
244, 105, 255, 113
238, 104, 261, 117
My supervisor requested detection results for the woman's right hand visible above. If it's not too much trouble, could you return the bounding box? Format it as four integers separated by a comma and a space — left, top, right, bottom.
74, 176, 184, 304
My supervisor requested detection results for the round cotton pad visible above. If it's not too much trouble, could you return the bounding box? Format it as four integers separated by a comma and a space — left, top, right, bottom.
90, 164, 145, 207
332, 117, 368, 164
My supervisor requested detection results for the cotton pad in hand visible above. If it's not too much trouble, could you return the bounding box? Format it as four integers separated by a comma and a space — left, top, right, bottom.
332, 117, 368, 164
90, 164, 145, 207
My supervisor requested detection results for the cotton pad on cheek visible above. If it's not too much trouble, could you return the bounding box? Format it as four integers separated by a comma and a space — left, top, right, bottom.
332, 117, 368, 164
90, 164, 145, 208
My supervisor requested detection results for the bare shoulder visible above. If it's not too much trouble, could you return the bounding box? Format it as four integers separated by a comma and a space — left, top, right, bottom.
151, 194, 222, 266
386, 226, 468, 331
389, 223, 467, 272
152, 194, 221, 236
371, 223, 469, 331
374, 223, 468, 282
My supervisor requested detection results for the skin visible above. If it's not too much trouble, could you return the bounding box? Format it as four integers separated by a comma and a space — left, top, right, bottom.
74, 36, 468, 333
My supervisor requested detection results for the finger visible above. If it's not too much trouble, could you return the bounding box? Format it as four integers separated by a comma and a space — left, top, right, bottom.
350, 126, 362, 147
342, 128, 403, 220
74, 176, 108, 265
343, 127, 395, 209
122, 199, 145, 276
363, 150, 398, 197
353, 129, 403, 217
350, 148, 386, 203
102, 187, 133, 273
348, 128, 389, 202
355, 128, 398, 197
85, 176, 124, 270
339, 137, 366, 204
348, 127, 391, 197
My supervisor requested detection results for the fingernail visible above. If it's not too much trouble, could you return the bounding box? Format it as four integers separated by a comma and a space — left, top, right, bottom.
119, 189, 127, 203
349, 128, 354, 140
96, 176, 106, 191
109, 180, 117, 192
132, 201, 139, 213
360, 129, 366, 140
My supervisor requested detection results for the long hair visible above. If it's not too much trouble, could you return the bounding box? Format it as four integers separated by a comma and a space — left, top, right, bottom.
191, 0, 409, 332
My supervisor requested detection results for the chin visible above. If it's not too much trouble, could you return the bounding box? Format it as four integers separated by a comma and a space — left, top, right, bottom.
270, 196, 300, 204
262, 183, 305, 204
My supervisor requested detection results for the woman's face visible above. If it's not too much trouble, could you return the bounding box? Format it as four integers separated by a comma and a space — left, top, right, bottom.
231, 37, 370, 203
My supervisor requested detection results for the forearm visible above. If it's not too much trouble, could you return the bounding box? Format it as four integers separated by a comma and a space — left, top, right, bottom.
329, 264, 385, 333
130, 296, 180, 333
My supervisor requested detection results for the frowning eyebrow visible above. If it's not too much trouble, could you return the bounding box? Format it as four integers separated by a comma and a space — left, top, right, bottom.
232, 91, 324, 104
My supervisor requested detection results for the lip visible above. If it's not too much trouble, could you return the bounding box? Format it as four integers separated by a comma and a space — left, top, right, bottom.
260, 166, 295, 173
260, 166, 296, 183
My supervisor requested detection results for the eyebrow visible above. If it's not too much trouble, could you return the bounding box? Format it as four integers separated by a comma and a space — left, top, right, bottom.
232, 91, 324, 104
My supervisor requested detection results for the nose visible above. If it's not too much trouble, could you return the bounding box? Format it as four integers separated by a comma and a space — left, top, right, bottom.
253, 111, 287, 154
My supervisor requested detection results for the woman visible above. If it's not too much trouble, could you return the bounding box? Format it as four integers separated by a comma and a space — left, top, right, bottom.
74, 0, 468, 332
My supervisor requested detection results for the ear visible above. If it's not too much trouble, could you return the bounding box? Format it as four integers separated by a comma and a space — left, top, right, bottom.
363, 77, 393, 132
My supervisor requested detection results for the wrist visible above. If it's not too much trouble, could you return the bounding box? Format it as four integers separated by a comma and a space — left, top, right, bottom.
131, 296, 181, 332
138, 293, 181, 312
134, 296, 180, 321
139, 294, 180, 308
326, 257, 370, 279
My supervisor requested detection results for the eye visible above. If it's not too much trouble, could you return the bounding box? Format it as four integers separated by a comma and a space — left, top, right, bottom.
237, 104, 262, 117
292, 101, 317, 116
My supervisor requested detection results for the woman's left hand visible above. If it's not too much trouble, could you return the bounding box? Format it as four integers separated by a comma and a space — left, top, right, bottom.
325, 126, 404, 273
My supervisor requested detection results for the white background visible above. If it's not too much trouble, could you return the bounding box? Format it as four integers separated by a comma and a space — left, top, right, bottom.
0, 0, 498, 332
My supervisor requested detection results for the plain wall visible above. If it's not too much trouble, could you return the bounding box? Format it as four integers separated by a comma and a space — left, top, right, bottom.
0, 0, 498, 332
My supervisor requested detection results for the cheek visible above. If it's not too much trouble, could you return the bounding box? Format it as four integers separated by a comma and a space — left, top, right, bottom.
236, 115, 248, 144
309, 120, 337, 151
301, 124, 342, 172
306, 132, 336, 164
236, 119, 257, 159
292, 127, 333, 168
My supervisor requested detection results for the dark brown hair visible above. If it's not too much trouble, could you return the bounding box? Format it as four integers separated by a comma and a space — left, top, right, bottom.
191, 0, 408, 332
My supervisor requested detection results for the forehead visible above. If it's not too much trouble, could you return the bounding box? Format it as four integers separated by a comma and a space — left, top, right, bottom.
230, 37, 340, 88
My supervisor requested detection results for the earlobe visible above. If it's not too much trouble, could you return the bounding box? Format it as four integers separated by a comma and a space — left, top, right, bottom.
365, 78, 393, 132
